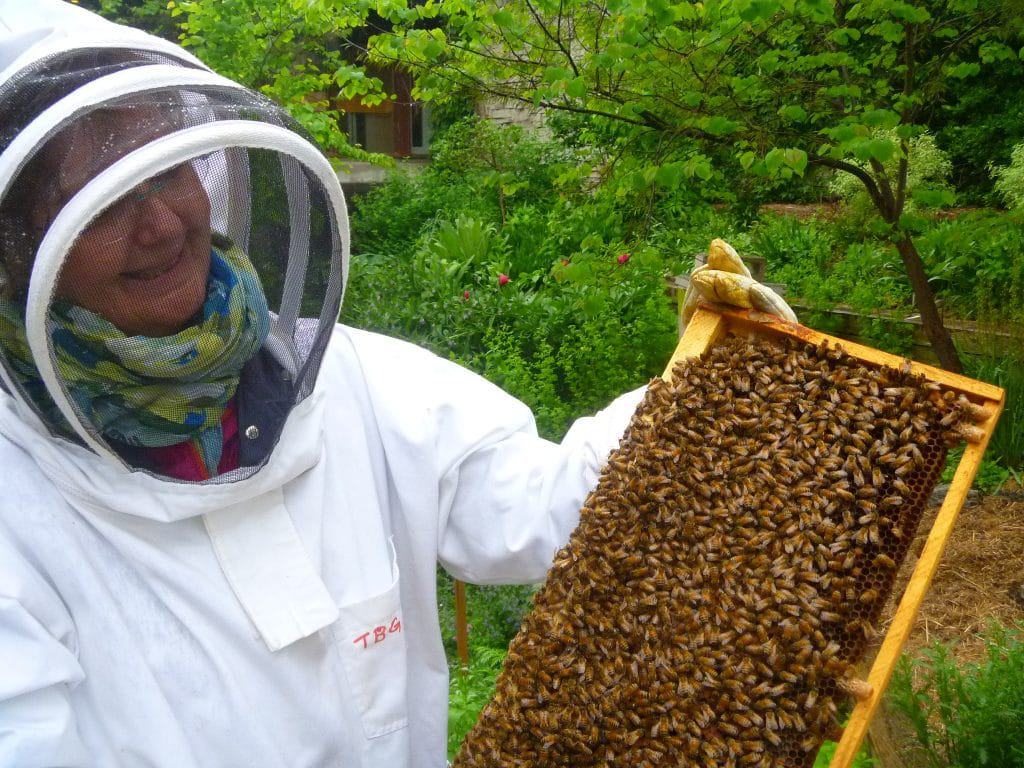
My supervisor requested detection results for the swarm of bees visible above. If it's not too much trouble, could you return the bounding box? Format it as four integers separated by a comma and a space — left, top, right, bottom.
453, 335, 969, 768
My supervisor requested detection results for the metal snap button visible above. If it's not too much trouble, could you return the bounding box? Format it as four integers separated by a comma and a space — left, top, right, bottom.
245, 425, 260, 440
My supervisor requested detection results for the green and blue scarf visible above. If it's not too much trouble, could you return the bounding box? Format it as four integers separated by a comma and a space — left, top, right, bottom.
0, 245, 270, 474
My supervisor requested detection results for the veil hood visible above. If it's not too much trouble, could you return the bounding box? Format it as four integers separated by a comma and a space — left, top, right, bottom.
0, 0, 350, 490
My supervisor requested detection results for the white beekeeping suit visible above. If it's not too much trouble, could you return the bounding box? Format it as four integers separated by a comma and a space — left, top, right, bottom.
0, 2, 644, 766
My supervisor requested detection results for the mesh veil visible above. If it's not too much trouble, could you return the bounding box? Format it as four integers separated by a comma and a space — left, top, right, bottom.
0, 51, 347, 482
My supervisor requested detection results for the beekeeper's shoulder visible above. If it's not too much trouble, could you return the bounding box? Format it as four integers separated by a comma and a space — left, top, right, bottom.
326, 323, 534, 428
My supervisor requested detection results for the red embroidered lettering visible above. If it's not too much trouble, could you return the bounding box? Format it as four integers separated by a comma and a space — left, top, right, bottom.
373, 625, 387, 643
389, 617, 402, 633
352, 632, 370, 649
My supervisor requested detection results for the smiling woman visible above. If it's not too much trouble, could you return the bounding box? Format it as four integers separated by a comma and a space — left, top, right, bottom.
46, 119, 214, 337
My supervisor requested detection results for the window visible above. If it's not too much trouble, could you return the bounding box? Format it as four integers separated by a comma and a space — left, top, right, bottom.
410, 103, 431, 154
346, 112, 367, 148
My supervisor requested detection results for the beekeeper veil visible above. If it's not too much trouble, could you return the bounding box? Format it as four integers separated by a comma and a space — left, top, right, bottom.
0, 1, 349, 481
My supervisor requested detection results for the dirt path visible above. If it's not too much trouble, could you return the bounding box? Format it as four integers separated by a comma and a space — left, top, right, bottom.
895, 494, 1024, 662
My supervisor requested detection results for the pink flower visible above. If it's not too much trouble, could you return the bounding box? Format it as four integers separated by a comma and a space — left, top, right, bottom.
617, 253, 630, 265
498, 273, 510, 286
463, 290, 470, 300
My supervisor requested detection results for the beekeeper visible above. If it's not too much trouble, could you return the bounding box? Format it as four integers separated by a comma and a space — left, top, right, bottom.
0, 2, 795, 766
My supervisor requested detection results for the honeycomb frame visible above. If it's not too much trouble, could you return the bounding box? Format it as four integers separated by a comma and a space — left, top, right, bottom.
452, 306, 1004, 768
668, 307, 1005, 768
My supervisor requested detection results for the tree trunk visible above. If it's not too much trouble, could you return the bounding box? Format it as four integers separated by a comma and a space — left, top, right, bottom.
893, 235, 963, 373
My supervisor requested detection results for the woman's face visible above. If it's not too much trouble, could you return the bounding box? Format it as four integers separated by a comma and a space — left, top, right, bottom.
56, 163, 212, 337
38, 112, 213, 338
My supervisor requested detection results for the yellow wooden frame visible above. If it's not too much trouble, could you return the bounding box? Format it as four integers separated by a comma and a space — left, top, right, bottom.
665, 306, 1005, 768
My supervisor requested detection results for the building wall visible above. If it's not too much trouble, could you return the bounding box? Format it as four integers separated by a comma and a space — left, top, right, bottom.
476, 97, 550, 137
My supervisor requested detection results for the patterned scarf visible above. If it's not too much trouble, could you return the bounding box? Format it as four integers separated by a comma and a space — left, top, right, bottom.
0, 245, 270, 474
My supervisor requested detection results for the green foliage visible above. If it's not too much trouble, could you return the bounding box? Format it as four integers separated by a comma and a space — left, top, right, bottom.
943, 447, 1016, 495
373, 0, 1023, 232
171, 0, 390, 162
916, 211, 1024, 319
753, 214, 917, 354
447, 645, 506, 758
344, 124, 679, 441
991, 143, 1024, 211
91, 0, 399, 163
750, 214, 835, 276
828, 130, 955, 217
813, 739, 876, 768
888, 624, 1024, 768
436, 567, 534, 755
436, 570, 535, 659
369, 0, 1024, 368
964, 342, 1024, 473
932, 59, 1024, 206
429, 118, 565, 224
88, 0, 179, 39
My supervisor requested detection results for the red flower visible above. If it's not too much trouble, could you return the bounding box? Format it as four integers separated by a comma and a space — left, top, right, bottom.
617, 253, 630, 265
561, 259, 570, 266
498, 273, 510, 286
463, 290, 470, 300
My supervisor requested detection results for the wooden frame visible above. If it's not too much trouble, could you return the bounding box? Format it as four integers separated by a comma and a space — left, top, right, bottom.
666, 306, 1006, 768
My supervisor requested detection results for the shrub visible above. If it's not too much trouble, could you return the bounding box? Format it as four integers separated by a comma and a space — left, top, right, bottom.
964, 338, 1024, 473
828, 130, 955, 219
991, 143, 1024, 211
750, 213, 835, 274
888, 623, 1024, 768
448, 645, 507, 758
345, 128, 681, 441
436, 569, 537, 659
916, 210, 1024, 319
931, 60, 1024, 206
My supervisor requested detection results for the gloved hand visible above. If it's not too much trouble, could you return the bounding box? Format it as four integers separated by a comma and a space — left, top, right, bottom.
681, 238, 797, 325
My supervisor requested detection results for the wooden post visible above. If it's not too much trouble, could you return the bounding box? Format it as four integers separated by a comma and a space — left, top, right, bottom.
455, 579, 470, 667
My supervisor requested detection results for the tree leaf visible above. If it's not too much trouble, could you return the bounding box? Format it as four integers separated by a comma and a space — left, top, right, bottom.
783, 148, 808, 174
867, 138, 896, 163
861, 108, 901, 128
492, 9, 515, 27
764, 148, 785, 173
947, 61, 981, 78
706, 116, 738, 135
778, 104, 808, 122
654, 162, 684, 189
566, 77, 587, 99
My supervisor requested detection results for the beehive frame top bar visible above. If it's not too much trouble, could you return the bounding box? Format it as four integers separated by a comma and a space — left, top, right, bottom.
666, 305, 1005, 768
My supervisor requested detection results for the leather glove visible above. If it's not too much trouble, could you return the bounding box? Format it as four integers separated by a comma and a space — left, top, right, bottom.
681, 238, 797, 325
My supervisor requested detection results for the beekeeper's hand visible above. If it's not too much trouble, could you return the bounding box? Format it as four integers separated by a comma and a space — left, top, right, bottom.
681, 238, 797, 325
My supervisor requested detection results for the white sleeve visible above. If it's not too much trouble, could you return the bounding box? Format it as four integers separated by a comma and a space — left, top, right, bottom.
436, 384, 644, 584
343, 327, 646, 585
0, 542, 88, 767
